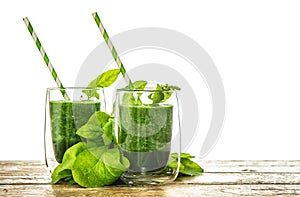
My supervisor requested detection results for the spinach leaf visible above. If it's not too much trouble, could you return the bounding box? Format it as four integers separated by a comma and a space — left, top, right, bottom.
51, 168, 72, 185
51, 142, 86, 184
148, 84, 164, 104
72, 147, 130, 188
179, 158, 204, 176
76, 111, 111, 145
122, 80, 147, 105
123, 80, 148, 90
167, 153, 204, 176
97, 69, 121, 87
76, 124, 102, 140
102, 119, 113, 145
83, 69, 121, 99
167, 159, 184, 172
51, 110, 128, 187
148, 84, 180, 104
171, 152, 195, 159
88, 69, 120, 88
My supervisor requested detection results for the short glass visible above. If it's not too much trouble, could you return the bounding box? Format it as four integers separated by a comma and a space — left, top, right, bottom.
44, 87, 105, 172
114, 85, 181, 185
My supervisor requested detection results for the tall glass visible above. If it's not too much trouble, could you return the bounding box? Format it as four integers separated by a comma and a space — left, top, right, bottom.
114, 85, 181, 185
44, 87, 105, 172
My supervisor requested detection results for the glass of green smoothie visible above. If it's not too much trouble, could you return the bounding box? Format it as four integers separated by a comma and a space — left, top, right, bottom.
44, 87, 105, 172
114, 84, 181, 185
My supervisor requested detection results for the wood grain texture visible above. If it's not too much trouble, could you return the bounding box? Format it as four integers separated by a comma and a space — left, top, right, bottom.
1, 184, 300, 196
0, 160, 299, 196
0, 161, 51, 184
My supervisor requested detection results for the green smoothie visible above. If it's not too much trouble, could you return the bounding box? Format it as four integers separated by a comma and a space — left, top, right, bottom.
119, 104, 173, 172
49, 101, 100, 163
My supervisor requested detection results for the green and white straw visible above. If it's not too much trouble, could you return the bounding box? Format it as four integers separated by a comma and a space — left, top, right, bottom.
23, 17, 70, 100
92, 12, 134, 89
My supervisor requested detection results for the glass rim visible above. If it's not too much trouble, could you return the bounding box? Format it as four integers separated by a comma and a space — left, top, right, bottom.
47, 87, 103, 91
116, 88, 179, 93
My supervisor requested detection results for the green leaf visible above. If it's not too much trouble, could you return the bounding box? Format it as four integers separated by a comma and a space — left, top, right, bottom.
51, 142, 86, 184
148, 88, 164, 104
72, 147, 130, 188
171, 153, 195, 159
85, 138, 105, 148
76, 124, 102, 139
101, 148, 130, 175
64, 175, 76, 185
60, 142, 86, 168
87, 69, 120, 88
97, 69, 120, 87
94, 111, 111, 127
102, 119, 113, 145
82, 76, 101, 99
148, 84, 180, 104
167, 153, 204, 176
51, 168, 72, 184
167, 160, 184, 172
122, 80, 148, 105
76, 111, 111, 141
82, 89, 100, 99
72, 147, 106, 188
83, 69, 121, 98
122, 93, 136, 105
179, 158, 204, 176
124, 80, 148, 90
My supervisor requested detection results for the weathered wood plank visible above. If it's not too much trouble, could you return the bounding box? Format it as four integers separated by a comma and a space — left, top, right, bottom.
1, 160, 300, 185
200, 160, 300, 173
1, 184, 300, 196
0, 160, 300, 172
2, 172, 300, 186
1, 160, 300, 196
2, 160, 300, 173
0, 161, 51, 184
176, 172, 300, 185
2, 160, 300, 174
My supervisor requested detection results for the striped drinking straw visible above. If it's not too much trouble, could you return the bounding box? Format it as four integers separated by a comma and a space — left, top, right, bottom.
92, 12, 134, 89
23, 17, 70, 100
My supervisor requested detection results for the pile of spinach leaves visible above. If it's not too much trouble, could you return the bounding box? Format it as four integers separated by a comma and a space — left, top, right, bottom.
51, 68, 203, 188
51, 111, 130, 187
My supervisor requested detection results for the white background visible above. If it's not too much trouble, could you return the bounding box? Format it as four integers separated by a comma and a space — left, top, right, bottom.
1, 0, 300, 160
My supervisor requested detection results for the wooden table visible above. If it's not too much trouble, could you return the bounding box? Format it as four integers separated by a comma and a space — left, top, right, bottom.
0, 160, 299, 196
